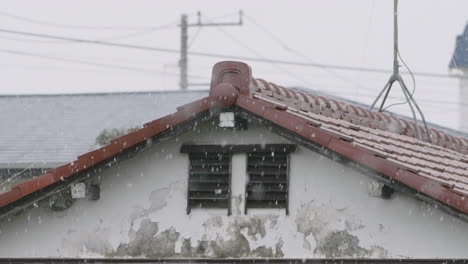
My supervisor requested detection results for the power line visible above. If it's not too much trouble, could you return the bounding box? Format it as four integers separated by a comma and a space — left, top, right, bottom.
0, 27, 465, 80
0, 21, 178, 44
187, 27, 203, 49
0, 10, 161, 31
88, 21, 179, 42
215, 26, 318, 89
0, 27, 180, 52
179, 11, 243, 90
0, 48, 463, 107
0, 48, 208, 79
242, 13, 410, 95
323, 89, 467, 108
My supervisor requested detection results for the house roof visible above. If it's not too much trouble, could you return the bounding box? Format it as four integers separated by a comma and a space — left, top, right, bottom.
0, 61, 467, 219
0, 90, 207, 168
449, 23, 468, 69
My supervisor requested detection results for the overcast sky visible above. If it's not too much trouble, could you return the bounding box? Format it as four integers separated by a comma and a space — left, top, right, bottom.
0, 0, 467, 129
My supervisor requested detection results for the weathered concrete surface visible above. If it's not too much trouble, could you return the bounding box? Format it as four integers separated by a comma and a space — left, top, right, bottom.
1, 122, 468, 258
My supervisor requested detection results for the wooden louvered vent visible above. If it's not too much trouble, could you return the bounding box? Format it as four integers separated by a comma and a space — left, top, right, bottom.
181, 144, 295, 215
187, 152, 232, 215
245, 149, 292, 214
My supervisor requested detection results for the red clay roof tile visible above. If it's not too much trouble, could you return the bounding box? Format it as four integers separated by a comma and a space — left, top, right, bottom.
1, 61, 467, 219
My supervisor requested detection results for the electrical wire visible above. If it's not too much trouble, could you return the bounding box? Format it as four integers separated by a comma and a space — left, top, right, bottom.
187, 27, 203, 49
215, 26, 317, 88
358, 0, 376, 94
0, 51, 461, 105
243, 13, 391, 92
0, 20, 178, 44
0, 27, 463, 80
0, 48, 208, 79
0, 10, 161, 31
91, 21, 179, 42
361, 0, 375, 65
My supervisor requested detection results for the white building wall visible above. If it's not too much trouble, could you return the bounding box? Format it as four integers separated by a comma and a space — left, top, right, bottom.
460, 69, 468, 133
0, 121, 467, 258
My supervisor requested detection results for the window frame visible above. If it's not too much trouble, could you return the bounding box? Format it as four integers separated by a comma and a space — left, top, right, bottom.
244, 148, 292, 215
180, 144, 296, 216
185, 151, 232, 215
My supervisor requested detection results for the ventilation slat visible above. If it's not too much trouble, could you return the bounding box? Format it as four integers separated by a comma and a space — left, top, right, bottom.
248, 168, 288, 175
245, 151, 290, 214
246, 191, 287, 201
189, 200, 229, 209
247, 183, 288, 192
190, 170, 230, 175
187, 152, 231, 215
246, 200, 287, 208
189, 192, 229, 199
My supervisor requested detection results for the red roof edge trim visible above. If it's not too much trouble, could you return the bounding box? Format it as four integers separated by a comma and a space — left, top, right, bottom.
394, 169, 468, 213
235, 93, 468, 215
0, 96, 217, 209
0, 61, 252, 211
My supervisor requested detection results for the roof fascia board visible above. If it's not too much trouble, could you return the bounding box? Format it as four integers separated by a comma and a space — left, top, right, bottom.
233, 105, 468, 222
234, 95, 468, 218
0, 96, 217, 213
0, 107, 217, 220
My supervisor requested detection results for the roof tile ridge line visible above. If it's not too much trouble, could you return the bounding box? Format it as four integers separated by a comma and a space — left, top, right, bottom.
304, 83, 466, 146
251, 78, 468, 155
331, 118, 468, 165
336, 123, 468, 179
345, 118, 468, 163
353, 136, 468, 172
284, 101, 468, 164
0, 96, 215, 208
236, 93, 468, 214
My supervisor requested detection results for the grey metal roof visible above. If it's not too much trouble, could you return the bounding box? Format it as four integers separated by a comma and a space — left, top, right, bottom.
449, 23, 468, 69
0, 90, 208, 168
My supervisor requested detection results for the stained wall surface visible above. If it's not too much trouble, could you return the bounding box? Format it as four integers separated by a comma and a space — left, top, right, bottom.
0, 119, 467, 258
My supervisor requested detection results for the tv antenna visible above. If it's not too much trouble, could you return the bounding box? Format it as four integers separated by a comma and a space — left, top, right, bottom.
370, 0, 432, 143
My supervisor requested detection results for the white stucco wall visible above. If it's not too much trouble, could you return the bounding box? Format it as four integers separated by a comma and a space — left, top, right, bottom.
460, 69, 468, 133
0, 120, 467, 258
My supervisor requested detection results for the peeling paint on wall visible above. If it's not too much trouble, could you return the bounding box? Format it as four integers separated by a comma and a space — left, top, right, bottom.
114, 221, 180, 258
295, 203, 387, 258
1, 123, 468, 258
108, 215, 285, 258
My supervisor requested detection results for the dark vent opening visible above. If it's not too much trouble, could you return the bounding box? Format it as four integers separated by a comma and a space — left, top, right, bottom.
245, 151, 290, 214
187, 152, 232, 215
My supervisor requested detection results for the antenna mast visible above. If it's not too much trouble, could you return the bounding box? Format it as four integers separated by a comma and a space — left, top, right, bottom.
370, 0, 432, 142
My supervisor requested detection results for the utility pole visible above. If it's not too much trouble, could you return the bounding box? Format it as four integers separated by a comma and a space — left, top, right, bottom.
179, 11, 243, 90
179, 15, 188, 90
